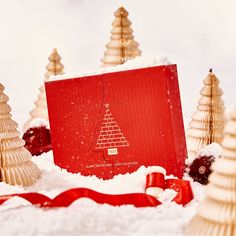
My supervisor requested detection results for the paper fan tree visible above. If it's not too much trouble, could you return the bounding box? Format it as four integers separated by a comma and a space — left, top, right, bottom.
186, 107, 236, 236
186, 69, 225, 160
0, 83, 40, 186
23, 48, 64, 132
101, 6, 141, 67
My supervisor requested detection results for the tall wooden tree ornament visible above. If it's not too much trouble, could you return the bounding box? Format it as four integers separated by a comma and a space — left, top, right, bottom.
186, 107, 236, 236
101, 7, 141, 67
23, 48, 64, 132
0, 84, 40, 186
186, 69, 225, 160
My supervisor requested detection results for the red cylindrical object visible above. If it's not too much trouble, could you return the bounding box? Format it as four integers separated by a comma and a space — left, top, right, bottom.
145, 172, 165, 190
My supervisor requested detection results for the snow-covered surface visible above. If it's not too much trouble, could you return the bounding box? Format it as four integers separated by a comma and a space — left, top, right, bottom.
0, 151, 204, 236
50, 56, 170, 81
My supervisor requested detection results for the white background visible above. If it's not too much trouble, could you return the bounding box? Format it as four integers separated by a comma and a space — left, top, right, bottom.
0, 0, 235, 126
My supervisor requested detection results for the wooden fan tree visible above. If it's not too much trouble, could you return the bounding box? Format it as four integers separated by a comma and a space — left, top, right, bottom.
23, 48, 64, 132
186, 108, 236, 236
186, 69, 225, 160
0, 83, 40, 186
101, 6, 141, 67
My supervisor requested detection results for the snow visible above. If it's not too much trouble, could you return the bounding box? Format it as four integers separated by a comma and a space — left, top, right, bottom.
198, 143, 222, 158
0, 147, 205, 236
28, 118, 49, 128
185, 143, 222, 166
0, 201, 195, 236
146, 166, 167, 176
50, 55, 170, 81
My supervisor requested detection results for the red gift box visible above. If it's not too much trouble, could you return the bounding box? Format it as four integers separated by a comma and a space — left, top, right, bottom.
45, 64, 187, 179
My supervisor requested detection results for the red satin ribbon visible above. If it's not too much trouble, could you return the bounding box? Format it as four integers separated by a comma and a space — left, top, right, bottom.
0, 188, 161, 208
146, 172, 165, 190
146, 173, 194, 205
165, 179, 194, 205
0, 175, 193, 208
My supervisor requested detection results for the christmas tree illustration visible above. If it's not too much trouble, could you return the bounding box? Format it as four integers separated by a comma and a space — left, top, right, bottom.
95, 103, 129, 151
101, 6, 141, 67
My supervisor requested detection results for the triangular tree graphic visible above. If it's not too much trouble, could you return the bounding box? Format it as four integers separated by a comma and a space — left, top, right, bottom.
95, 103, 129, 150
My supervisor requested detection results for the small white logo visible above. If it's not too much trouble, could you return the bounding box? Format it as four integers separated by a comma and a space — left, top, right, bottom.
108, 148, 118, 155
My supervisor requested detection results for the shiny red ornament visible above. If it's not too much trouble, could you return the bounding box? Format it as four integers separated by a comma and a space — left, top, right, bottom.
22, 126, 52, 156
188, 155, 215, 185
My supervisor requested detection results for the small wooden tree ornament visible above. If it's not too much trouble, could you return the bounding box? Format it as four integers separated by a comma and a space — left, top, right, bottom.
186, 69, 225, 160
23, 48, 64, 132
101, 6, 142, 67
0, 83, 41, 186
186, 107, 236, 236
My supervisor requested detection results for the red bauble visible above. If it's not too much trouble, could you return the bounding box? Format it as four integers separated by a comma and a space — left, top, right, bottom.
23, 126, 52, 156
188, 155, 216, 185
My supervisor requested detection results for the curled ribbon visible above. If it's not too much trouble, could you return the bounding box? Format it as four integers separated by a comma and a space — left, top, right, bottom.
0, 188, 161, 208
145, 172, 194, 205
0, 174, 193, 208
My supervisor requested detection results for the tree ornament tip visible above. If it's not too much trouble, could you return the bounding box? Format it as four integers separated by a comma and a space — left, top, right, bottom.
115, 6, 128, 17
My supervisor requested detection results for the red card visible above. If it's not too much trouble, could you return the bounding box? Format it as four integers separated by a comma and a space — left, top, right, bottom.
45, 65, 187, 179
